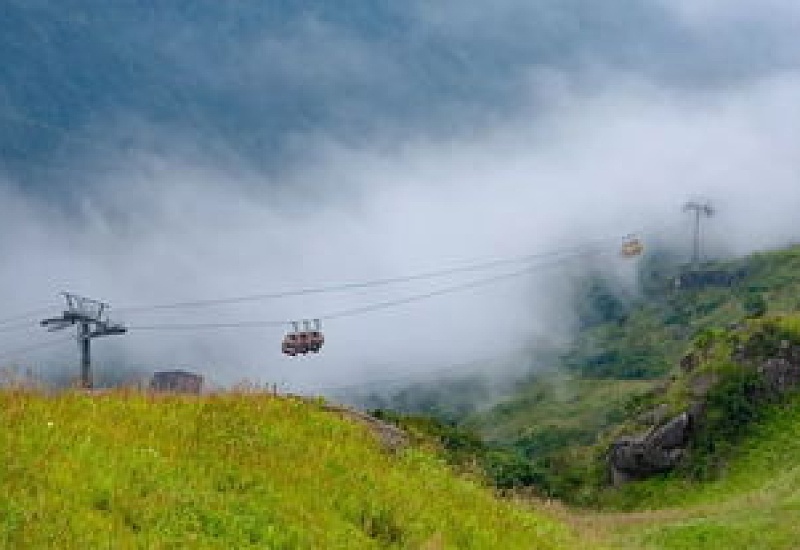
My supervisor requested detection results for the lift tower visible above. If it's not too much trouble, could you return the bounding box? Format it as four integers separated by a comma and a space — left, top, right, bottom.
41, 293, 127, 388
683, 200, 714, 269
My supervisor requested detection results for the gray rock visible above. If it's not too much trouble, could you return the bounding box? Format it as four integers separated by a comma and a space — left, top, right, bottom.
649, 412, 691, 449
609, 412, 692, 484
758, 357, 800, 397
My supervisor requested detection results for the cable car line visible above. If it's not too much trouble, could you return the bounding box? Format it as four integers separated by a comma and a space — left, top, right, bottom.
0, 234, 643, 365
0, 307, 56, 328
127, 237, 641, 357
322, 262, 556, 322
0, 322, 40, 335
130, 319, 287, 331
0, 232, 640, 341
0, 234, 642, 335
117, 237, 621, 314
127, 246, 603, 332
0, 335, 74, 361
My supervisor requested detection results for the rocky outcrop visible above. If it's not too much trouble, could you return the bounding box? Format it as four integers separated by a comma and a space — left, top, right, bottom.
610, 334, 800, 485
609, 411, 692, 485
756, 342, 800, 398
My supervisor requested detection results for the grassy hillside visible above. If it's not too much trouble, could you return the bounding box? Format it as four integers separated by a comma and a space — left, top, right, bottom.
466, 375, 656, 456
562, 246, 800, 381
0, 389, 580, 549
371, 328, 800, 550
572, 386, 800, 549
595, 315, 800, 503
455, 246, 800, 491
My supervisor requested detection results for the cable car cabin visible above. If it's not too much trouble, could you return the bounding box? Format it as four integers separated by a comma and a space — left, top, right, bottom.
282, 321, 325, 356
621, 237, 644, 258
281, 331, 324, 356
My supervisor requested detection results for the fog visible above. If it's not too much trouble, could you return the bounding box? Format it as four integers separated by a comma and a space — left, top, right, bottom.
2, 3, 800, 393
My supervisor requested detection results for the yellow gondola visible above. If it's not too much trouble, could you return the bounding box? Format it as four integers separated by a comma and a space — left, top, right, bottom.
621, 235, 644, 258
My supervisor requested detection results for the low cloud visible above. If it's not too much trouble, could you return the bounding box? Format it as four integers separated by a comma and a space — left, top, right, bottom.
3, 68, 800, 393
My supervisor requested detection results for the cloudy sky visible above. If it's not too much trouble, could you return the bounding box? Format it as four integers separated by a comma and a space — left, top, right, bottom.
1, 1, 800, 391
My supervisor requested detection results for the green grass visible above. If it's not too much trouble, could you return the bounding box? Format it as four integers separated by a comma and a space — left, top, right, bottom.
584, 391, 800, 549
577, 315, 800, 548
0, 389, 581, 549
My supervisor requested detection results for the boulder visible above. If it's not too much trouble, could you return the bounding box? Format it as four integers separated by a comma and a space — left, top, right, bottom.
649, 412, 691, 449
609, 412, 692, 485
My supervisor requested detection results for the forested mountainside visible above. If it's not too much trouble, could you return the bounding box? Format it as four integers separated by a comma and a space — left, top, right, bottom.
370, 245, 800, 496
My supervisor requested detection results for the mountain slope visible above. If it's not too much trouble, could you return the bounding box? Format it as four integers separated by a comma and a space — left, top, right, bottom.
457, 246, 800, 493
573, 385, 800, 549
0, 389, 579, 549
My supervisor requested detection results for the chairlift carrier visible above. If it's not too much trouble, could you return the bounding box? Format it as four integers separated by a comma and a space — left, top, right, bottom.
282, 319, 324, 356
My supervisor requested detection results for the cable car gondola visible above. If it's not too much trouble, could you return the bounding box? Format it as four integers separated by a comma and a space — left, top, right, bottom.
282, 319, 325, 356
621, 235, 644, 258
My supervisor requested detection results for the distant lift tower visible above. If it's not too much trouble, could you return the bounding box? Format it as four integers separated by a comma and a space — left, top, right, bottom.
683, 200, 714, 269
41, 293, 127, 389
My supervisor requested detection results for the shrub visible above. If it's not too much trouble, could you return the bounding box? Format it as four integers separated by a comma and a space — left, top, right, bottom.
683, 367, 765, 479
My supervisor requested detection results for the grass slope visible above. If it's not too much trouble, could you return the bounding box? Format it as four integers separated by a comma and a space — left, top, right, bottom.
0, 390, 580, 549
462, 246, 800, 492
466, 374, 655, 451
574, 389, 800, 549
544, 314, 800, 548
